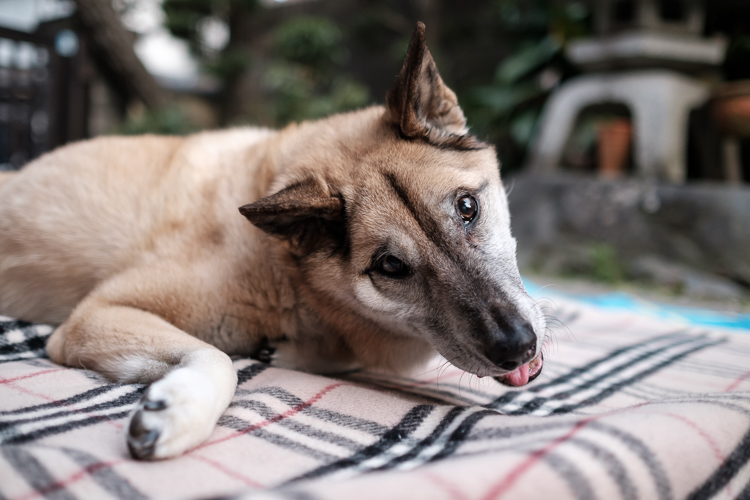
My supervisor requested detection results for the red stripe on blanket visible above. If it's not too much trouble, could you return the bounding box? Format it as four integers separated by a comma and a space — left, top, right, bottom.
665, 412, 732, 497
422, 470, 470, 500
724, 369, 750, 392
195, 382, 346, 451
10, 460, 125, 500
481, 400, 659, 499
0, 368, 63, 385
481, 417, 597, 500
665, 413, 725, 462
190, 454, 264, 488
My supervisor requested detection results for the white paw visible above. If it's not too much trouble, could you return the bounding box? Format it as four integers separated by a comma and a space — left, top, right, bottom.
127, 368, 226, 460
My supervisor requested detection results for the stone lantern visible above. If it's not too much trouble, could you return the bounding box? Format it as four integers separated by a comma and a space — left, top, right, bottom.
595, 0, 704, 36
527, 0, 727, 182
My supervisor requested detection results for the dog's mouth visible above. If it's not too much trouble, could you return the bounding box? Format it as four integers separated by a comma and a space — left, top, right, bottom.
494, 352, 544, 387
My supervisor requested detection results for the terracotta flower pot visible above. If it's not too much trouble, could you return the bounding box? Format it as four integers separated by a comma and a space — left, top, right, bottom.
712, 81, 750, 138
597, 119, 632, 178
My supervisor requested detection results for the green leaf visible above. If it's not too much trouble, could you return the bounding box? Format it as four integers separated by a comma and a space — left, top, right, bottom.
494, 37, 560, 85
470, 85, 540, 115
274, 17, 344, 70
510, 108, 540, 145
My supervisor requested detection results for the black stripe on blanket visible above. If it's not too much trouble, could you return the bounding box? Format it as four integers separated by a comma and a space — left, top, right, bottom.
0, 384, 137, 417
221, 401, 365, 452
489, 331, 690, 407
233, 386, 389, 435
371, 406, 466, 470
493, 334, 720, 416
217, 396, 422, 464
61, 447, 149, 500
589, 421, 673, 500
560, 437, 638, 500
544, 451, 596, 500
686, 426, 750, 500
3, 411, 133, 445
0, 318, 53, 363
0, 354, 268, 446
551, 341, 722, 414
289, 405, 434, 483
219, 415, 341, 462
0, 388, 144, 442
2, 446, 77, 500
237, 363, 269, 385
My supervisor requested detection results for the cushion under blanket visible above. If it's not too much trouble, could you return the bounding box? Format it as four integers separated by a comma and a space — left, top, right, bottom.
1, 298, 749, 500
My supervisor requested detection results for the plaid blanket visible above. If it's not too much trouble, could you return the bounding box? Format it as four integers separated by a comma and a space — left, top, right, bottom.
1, 298, 749, 500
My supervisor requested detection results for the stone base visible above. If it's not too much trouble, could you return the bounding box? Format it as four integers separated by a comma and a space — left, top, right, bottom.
507, 172, 750, 290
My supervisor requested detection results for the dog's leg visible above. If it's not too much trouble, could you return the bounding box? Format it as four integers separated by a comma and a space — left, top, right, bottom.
47, 301, 237, 460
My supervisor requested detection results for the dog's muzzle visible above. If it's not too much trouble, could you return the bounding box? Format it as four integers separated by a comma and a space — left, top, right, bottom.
482, 313, 542, 386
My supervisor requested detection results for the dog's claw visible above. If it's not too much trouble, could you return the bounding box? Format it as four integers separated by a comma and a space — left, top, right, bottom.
143, 399, 167, 411
128, 425, 160, 460
128, 393, 169, 460
128, 409, 161, 459
129, 409, 146, 436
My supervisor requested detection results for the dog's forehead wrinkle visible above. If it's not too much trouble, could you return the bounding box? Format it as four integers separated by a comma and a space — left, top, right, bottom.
375, 171, 514, 294
380, 171, 467, 262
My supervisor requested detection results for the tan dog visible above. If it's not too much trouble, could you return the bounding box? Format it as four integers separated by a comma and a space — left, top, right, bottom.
0, 23, 545, 460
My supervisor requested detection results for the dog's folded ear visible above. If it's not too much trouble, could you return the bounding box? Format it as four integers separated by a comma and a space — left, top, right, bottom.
385, 21, 468, 143
239, 176, 345, 255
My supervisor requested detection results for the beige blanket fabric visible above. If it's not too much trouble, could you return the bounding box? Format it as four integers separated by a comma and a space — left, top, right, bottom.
1, 298, 749, 500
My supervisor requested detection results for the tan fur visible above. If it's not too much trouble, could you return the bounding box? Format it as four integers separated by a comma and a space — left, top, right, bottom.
0, 23, 544, 460
0, 171, 15, 189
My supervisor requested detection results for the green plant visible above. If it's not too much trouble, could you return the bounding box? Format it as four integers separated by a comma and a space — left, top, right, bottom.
462, 0, 592, 172
263, 17, 369, 126
118, 107, 197, 136
591, 244, 625, 284
274, 17, 346, 72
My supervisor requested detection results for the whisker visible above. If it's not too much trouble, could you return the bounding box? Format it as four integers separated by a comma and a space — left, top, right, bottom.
504, 177, 516, 197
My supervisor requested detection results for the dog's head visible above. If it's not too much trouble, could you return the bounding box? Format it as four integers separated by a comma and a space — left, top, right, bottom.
240, 22, 545, 386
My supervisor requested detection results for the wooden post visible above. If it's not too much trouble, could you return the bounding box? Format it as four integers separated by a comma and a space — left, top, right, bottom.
72, 0, 170, 110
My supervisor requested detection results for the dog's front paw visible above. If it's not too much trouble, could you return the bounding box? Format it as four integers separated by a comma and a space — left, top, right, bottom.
127, 368, 224, 460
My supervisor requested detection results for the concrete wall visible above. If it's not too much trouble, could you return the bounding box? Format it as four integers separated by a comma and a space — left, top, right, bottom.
507, 172, 750, 287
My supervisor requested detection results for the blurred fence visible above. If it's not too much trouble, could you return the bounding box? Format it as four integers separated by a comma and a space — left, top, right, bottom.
0, 26, 86, 171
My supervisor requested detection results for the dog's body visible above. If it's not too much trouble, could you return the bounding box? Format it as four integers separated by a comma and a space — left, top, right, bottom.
0, 24, 545, 460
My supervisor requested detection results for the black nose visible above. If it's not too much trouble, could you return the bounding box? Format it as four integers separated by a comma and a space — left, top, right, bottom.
485, 319, 536, 370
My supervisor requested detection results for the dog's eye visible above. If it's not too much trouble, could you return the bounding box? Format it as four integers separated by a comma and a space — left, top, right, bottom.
380, 255, 404, 274
457, 196, 478, 223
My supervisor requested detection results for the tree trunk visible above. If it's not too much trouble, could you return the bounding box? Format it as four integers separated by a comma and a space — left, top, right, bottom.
73, 0, 170, 110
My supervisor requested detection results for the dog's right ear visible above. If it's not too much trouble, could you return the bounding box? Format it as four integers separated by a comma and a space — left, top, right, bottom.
239, 176, 345, 255
385, 21, 468, 142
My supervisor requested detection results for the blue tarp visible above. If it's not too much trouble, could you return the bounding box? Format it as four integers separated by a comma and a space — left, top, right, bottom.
523, 278, 750, 332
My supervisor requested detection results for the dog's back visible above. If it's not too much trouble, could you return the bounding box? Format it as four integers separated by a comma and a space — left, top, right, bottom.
0, 129, 272, 324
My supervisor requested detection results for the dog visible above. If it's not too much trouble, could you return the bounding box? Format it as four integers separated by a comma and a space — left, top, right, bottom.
0, 23, 545, 460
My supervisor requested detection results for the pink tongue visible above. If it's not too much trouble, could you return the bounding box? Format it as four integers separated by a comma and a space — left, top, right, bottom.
504, 363, 530, 387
